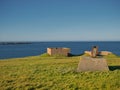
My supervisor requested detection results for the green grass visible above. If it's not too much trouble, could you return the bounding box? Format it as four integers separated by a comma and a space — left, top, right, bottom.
0, 54, 120, 90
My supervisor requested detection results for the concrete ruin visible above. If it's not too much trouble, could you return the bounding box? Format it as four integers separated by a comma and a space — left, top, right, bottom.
77, 57, 109, 72
84, 51, 112, 56
47, 48, 70, 56
91, 46, 98, 58
77, 46, 109, 72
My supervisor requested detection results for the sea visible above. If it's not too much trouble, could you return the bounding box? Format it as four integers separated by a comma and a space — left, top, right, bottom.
0, 41, 120, 59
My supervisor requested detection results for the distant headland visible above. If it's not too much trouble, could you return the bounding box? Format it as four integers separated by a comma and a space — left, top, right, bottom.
0, 42, 32, 45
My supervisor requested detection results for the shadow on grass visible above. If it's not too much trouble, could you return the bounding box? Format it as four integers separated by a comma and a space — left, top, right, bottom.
109, 66, 120, 71
68, 53, 84, 57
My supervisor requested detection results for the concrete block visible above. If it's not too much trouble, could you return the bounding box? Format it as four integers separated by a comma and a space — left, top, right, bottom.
84, 51, 112, 56
100, 51, 112, 56
47, 48, 70, 56
77, 57, 109, 72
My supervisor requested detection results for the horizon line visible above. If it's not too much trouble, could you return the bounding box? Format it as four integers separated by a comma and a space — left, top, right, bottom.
0, 40, 120, 42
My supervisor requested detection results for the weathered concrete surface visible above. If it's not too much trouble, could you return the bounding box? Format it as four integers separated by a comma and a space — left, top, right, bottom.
47, 48, 70, 56
84, 51, 112, 56
77, 57, 109, 72
100, 51, 112, 56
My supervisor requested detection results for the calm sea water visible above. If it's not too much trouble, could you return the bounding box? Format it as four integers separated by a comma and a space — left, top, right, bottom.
0, 41, 120, 59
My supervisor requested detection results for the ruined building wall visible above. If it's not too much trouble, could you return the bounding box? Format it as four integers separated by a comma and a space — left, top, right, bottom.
47, 48, 70, 56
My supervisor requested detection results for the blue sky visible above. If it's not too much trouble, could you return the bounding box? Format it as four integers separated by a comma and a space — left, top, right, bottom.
0, 0, 120, 41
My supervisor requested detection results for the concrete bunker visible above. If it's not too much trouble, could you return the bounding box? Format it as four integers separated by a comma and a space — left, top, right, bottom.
47, 48, 70, 56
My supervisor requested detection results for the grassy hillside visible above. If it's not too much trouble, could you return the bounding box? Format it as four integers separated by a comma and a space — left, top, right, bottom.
0, 54, 120, 90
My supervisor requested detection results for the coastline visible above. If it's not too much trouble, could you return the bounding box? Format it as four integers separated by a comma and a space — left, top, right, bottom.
0, 41, 120, 59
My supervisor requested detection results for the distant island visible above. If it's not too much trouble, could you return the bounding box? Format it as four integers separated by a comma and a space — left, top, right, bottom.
0, 42, 32, 45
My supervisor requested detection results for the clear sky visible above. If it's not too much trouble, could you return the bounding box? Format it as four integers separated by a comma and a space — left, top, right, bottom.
0, 0, 120, 41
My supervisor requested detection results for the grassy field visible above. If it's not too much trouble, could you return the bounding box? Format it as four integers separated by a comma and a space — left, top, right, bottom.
0, 54, 120, 90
